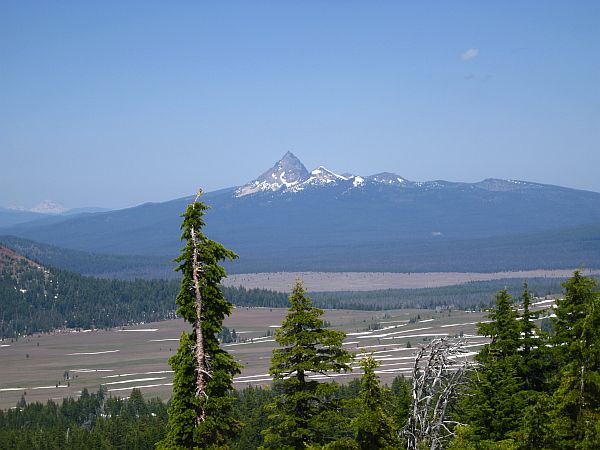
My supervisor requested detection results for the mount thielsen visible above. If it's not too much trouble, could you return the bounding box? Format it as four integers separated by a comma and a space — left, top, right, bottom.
2, 152, 600, 277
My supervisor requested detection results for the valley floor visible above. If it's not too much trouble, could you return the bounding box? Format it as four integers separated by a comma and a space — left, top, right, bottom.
224, 268, 600, 292
0, 306, 495, 409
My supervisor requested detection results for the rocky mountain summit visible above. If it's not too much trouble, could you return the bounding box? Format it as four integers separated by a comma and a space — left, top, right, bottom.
235, 152, 408, 197
235, 152, 542, 198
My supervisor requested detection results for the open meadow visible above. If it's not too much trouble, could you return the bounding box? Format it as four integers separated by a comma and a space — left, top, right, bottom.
2, 301, 543, 410
223, 269, 599, 292
0, 296, 556, 410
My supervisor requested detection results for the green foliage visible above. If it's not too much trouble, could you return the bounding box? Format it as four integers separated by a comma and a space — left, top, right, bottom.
310, 277, 570, 311
0, 255, 181, 339
0, 389, 168, 449
456, 272, 600, 448
353, 356, 397, 449
262, 280, 353, 449
229, 386, 276, 450
159, 196, 242, 449
390, 375, 411, 431
447, 425, 518, 450
549, 271, 600, 448
460, 289, 526, 442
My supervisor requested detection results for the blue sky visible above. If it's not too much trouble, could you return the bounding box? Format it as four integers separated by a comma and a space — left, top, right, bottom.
1, 1, 599, 209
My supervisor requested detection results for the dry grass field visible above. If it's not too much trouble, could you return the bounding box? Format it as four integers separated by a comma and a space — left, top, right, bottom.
223, 269, 599, 292
0, 298, 555, 410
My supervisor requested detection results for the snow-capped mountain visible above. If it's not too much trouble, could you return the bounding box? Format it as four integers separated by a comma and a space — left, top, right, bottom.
30, 201, 67, 215
367, 172, 409, 186
235, 153, 548, 199
236, 152, 409, 197
5, 151, 600, 276
235, 151, 310, 197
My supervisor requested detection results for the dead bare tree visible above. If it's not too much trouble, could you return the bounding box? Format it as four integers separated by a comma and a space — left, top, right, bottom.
403, 338, 471, 450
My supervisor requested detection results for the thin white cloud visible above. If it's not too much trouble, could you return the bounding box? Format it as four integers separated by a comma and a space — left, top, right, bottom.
461, 48, 479, 61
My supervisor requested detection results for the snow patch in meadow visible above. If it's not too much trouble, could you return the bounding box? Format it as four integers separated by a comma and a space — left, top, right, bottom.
347, 331, 375, 336
532, 299, 555, 307
234, 374, 271, 381
149, 338, 180, 342
224, 338, 275, 347
357, 326, 433, 339
355, 347, 415, 357
103, 377, 167, 386
102, 370, 173, 379
108, 382, 173, 392
0, 385, 69, 392
440, 322, 480, 328
70, 368, 114, 373
120, 329, 158, 332
234, 378, 273, 383
66, 350, 120, 356
382, 333, 448, 341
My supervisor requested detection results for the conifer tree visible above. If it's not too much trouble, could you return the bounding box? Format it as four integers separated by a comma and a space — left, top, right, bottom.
353, 355, 397, 449
550, 271, 600, 447
262, 280, 353, 449
519, 282, 548, 391
390, 375, 411, 432
460, 289, 524, 442
158, 192, 241, 449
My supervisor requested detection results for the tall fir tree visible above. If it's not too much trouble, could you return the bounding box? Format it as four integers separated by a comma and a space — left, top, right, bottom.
353, 355, 397, 449
390, 375, 412, 432
550, 271, 600, 448
518, 282, 550, 392
158, 192, 242, 449
459, 289, 525, 442
262, 280, 353, 449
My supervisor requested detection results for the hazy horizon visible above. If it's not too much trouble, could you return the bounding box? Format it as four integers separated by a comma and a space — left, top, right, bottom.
2, 2, 599, 210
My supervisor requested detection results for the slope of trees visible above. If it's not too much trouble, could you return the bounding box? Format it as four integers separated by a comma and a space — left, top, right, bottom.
453, 272, 600, 448
0, 388, 168, 449
2, 271, 599, 448
0, 248, 293, 339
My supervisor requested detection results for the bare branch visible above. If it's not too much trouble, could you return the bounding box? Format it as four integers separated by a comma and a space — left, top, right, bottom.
402, 338, 471, 450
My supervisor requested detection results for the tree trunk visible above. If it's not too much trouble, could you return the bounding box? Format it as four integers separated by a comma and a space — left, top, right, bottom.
191, 225, 208, 422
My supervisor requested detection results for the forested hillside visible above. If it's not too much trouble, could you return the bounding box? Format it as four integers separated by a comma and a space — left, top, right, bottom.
2, 272, 599, 448
0, 245, 291, 338
3, 243, 587, 339
0, 235, 174, 279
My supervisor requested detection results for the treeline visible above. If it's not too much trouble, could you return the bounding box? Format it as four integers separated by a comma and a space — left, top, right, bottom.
0, 255, 296, 339
310, 277, 569, 310
0, 235, 176, 280
0, 378, 413, 450
0, 388, 167, 449
2, 251, 579, 339
445, 271, 600, 449
0, 259, 180, 339
2, 272, 599, 448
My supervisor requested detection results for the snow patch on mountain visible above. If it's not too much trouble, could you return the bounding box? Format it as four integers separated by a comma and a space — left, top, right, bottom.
234, 152, 535, 198
30, 201, 67, 215
235, 151, 310, 197
367, 172, 408, 185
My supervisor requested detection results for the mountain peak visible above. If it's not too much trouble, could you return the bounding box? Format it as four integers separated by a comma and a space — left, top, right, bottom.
235, 152, 310, 197
367, 172, 409, 185
30, 200, 67, 215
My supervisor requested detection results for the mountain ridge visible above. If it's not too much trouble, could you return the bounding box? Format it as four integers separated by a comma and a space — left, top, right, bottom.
234, 152, 571, 198
3, 152, 600, 276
